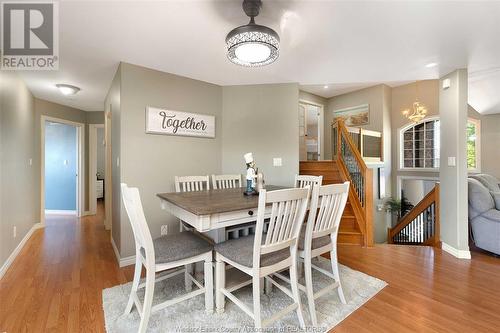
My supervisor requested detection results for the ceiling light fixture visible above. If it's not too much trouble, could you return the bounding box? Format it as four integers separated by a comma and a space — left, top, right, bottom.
323, 85, 329, 89
226, 0, 280, 67
402, 81, 428, 123
56, 84, 80, 96
425, 62, 438, 68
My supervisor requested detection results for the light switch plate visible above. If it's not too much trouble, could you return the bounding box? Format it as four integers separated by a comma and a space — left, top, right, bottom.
447, 156, 456, 166
273, 158, 282, 167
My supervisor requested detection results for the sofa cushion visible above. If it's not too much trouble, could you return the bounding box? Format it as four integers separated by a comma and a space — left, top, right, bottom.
470, 174, 500, 192
488, 192, 500, 211
468, 178, 495, 217
482, 208, 500, 223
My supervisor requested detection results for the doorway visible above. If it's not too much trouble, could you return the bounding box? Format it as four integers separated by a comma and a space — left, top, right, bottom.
299, 101, 324, 161
89, 124, 106, 218
41, 117, 84, 222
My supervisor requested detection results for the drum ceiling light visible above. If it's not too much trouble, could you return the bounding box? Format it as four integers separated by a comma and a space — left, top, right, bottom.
226, 0, 279, 67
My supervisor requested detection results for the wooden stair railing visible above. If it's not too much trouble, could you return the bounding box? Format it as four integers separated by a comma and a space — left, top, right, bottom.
334, 120, 374, 247
387, 183, 440, 246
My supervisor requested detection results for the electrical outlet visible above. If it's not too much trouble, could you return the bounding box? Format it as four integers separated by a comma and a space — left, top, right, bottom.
161, 225, 168, 235
273, 157, 282, 167
29, 158, 32, 166
116, 157, 120, 167
13, 226, 16, 238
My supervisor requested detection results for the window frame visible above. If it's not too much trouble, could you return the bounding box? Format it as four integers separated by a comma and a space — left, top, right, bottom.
466, 117, 481, 173
399, 116, 441, 172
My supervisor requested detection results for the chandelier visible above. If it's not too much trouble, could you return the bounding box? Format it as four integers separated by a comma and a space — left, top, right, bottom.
226, 0, 280, 67
402, 81, 428, 122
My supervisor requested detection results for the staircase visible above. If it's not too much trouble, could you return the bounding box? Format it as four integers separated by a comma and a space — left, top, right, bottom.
299, 160, 364, 246
387, 183, 440, 246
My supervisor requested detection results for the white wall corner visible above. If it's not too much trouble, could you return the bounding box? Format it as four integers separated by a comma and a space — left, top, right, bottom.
441, 242, 471, 259
110, 236, 136, 268
0, 222, 44, 280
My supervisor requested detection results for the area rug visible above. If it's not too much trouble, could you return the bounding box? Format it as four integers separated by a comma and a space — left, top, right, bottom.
102, 258, 387, 332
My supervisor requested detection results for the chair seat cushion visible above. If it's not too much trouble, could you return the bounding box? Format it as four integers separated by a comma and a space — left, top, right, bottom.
141, 232, 213, 264
214, 235, 290, 268
298, 225, 332, 251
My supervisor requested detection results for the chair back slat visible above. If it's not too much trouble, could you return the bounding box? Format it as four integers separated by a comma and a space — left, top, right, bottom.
305, 182, 349, 248
295, 175, 323, 189
254, 187, 310, 267
175, 175, 210, 193
212, 174, 242, 189
121, 183, 154, 261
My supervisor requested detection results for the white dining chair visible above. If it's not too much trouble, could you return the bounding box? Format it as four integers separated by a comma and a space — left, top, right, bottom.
276, 182, 350, 326
294, 174, 323, 189
121, 183, 214, 333
212, 174, 242, 189
175, 175, 210, 192
174, 175, 211, 289
214, 187, 310, 329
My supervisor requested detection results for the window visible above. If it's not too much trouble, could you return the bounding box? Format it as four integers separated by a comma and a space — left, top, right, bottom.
467, 118, 481, 172
400, 118, 440, 169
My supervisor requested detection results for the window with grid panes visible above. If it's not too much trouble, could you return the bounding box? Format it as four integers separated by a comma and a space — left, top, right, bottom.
401, 119, 440, 169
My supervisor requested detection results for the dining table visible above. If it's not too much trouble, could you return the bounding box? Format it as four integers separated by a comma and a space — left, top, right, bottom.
157, 185, 286, 243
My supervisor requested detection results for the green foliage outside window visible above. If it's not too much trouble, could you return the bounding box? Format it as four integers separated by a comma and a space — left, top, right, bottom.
467, 121, 477, 169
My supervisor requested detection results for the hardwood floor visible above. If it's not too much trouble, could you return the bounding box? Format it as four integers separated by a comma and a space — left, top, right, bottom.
1, 203, 499, 332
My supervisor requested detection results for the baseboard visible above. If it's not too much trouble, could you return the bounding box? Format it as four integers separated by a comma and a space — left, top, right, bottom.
110, 236, 136, 268
45, 210, 76, 215
0, 223, 44, 280
441, 242, 471, 259
82, 211, 93, 216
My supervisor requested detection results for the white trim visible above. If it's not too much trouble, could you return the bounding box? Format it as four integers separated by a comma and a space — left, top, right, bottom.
396, 175, 439, 200
299, 99, 324, 161
111, 236, 136, 267
45, 210, 77, 215
0, 223, 44, 279
83, 211, 92, 216
41, 116, 85, 225
441, 242, 471, 259
89, 124, 104, 215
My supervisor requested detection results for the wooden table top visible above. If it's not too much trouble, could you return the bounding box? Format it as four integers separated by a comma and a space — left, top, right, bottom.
157, 185, 287, 215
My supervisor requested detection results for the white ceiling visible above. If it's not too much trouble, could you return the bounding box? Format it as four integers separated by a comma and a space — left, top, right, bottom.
17, 1, 500, 114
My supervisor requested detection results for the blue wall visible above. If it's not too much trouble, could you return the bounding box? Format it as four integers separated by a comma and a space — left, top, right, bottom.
45, 121, 77, 210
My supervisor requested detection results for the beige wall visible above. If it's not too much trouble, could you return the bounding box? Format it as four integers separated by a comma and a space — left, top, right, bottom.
480, 114, 500, 178
0, 72, 38, 269
104, 64, 122, 250
34, 99, 104, 212
116, 63, 223, 257
222, 84, 300, 186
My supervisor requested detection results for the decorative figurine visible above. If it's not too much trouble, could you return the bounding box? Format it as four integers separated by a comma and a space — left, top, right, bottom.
244, 152, 257, 196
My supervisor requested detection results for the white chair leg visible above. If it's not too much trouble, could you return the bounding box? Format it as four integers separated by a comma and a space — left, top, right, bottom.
252, 276, 262, 329
185, 264, 194, 292
215, 259, 225, 313
304, 256, 318, 326
330, 249, 346, 304
204, 258, 214, 313
290, 256, 306, 329
138, 269, 155, 333
125, 256, 142, 314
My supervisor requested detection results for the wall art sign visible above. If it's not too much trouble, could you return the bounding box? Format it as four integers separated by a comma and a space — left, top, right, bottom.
145, 107, 215, 138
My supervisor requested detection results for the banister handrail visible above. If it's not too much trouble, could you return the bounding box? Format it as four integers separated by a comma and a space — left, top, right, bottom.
388, 183, 440, 245
335, 119, 374, 246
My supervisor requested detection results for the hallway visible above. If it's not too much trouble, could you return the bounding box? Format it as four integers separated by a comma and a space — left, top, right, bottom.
0, 204, 132, 332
